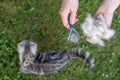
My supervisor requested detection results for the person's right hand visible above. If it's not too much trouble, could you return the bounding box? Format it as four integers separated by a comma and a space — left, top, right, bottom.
60, 0, 79, 29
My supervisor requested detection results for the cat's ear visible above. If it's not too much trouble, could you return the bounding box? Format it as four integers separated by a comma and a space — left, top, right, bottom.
17, 40, 26, 54
30, 41, 37, 55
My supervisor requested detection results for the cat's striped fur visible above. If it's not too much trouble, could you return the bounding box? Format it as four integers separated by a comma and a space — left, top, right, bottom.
17, 40, 94, 75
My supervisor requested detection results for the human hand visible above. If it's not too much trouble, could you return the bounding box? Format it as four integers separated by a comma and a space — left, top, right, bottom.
94, 0, 120, 27
60, 0, 79, 29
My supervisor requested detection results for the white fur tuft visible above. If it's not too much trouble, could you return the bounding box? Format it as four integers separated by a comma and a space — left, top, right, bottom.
81, 13, 115, 46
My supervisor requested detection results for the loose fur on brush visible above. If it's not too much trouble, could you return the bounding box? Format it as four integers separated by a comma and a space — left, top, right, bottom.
81, 13, 115, 46
17, 40, 94, 75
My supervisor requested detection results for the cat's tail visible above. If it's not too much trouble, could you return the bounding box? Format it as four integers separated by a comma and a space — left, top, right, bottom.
68, 48, 94, 70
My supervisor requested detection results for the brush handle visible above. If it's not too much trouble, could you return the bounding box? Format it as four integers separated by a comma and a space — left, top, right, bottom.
68, 13, 74, 29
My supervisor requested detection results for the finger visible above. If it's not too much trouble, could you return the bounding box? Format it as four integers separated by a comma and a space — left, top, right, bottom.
70, 11, 77, 24
94, 12, 99, 18
75, 18, 79, 23
65, 24, 70, 29
94, 11, 103, 18
65, 18, 78, 29
61, 15, 70, 29
94, 6, 105, 18
60, 11, 70, 29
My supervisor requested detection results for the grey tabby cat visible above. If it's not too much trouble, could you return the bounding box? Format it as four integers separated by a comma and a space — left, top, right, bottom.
17, 40, 94, 75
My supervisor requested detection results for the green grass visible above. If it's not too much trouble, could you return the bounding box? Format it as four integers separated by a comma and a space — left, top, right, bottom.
0, 0, 120, 80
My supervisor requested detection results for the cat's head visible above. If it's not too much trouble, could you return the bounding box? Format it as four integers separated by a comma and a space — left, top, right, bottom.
17, 40, 37, 56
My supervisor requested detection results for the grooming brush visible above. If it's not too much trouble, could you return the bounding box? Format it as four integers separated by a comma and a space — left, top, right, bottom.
68, 14, 79, 43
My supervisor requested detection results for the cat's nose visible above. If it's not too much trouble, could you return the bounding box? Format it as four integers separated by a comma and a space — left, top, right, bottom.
25, 45, 30, 52
26, 48, 29, 52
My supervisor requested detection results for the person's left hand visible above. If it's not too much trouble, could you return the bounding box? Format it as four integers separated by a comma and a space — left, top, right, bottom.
94, 0, 120, 27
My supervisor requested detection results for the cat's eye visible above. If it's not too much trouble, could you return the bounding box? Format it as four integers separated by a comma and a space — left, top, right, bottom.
18, 42, 25, 47
30, 42, 37, 47
18, 41, 26, 46
30, 43, 36, 47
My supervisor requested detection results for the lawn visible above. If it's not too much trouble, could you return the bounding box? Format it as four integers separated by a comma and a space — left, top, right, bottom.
0, 0, 120, 80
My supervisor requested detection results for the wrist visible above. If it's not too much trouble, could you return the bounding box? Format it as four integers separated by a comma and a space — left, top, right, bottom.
103, 0, 120, 13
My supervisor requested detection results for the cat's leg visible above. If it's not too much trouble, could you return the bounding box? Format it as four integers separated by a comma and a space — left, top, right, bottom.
31, 69, 45, 75
20, 67, 31, 74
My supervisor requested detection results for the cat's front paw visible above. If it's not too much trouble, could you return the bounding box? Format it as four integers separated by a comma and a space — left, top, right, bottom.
20, 67, 31, 74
